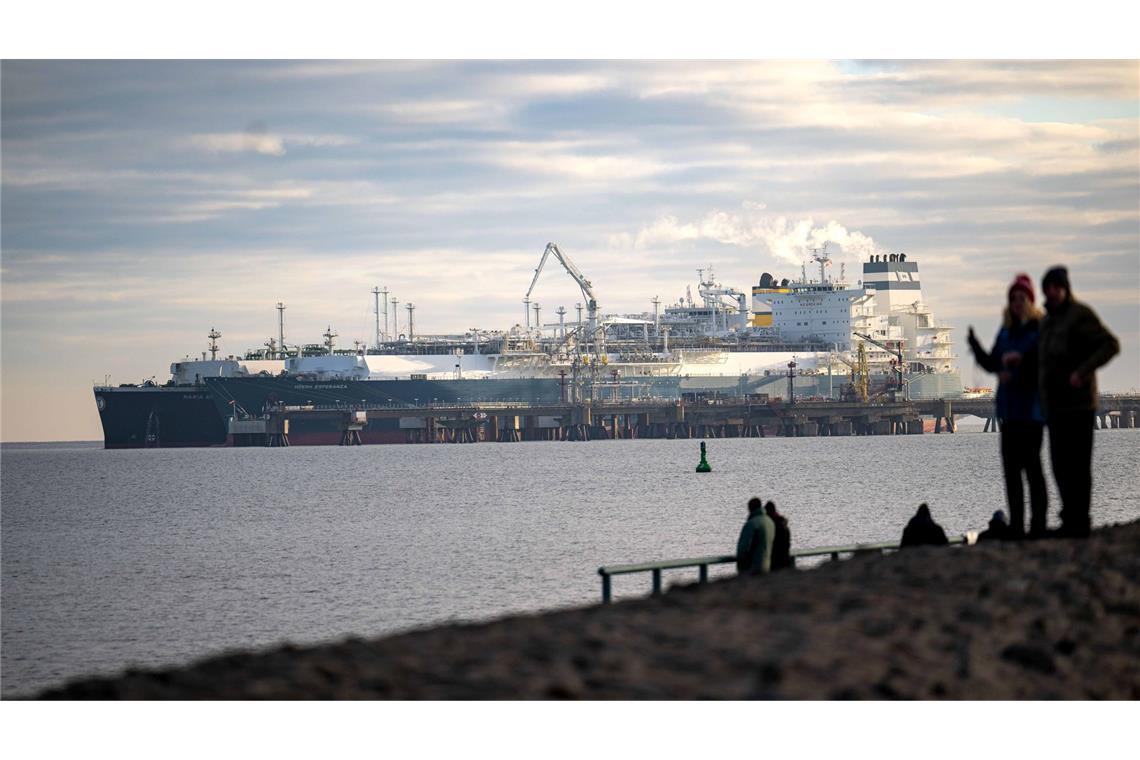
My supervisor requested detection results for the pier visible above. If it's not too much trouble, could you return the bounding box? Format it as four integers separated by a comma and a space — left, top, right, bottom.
225, 394, 1140, 446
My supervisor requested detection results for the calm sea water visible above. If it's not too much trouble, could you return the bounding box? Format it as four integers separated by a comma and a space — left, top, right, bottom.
3, 430, 1139, 696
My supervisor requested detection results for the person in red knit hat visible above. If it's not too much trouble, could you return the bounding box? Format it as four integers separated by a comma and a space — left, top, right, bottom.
967, 273, 1048, 538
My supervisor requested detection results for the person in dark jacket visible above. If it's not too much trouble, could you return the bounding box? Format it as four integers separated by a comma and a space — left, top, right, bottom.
978, 510, 1012, 542
900, 503, 949, 547
967, 273, 1048, 537
764, 501, 792, 570
736, 497, 774, 575
1038, 266, 1120, 538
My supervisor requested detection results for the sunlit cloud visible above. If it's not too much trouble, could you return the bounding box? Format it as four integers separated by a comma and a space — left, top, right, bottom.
187, 131, 286, 155
620, 203, 885, 269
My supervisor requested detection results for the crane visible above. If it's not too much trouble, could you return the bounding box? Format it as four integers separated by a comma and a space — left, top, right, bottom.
830, 345, 869, 402
853, 331, 909, 401
525, 243, 601, 348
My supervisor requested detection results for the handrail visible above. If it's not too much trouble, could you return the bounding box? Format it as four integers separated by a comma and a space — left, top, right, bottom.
597, 535, 968, 603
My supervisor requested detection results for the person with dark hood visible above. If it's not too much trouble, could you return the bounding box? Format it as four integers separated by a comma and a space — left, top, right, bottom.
764, 501, 792, 570
735, 497, 774, 575
1038, 266, 1119, 538
967, 273, 1048, 538
900, 503, 949, 547
978, 510, 1012, 542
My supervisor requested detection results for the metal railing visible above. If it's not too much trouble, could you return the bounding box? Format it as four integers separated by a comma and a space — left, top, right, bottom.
597, 535, 969, 603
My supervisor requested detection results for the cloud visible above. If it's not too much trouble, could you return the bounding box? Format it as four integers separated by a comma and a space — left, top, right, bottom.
626, 202, 885, 268
466, 137, 668, 182
837, 60, 1140, 103
283, 133, 357, 148
137, 187, 315, 223
187, 131, 286, 155
496, 72, 612, 97
373, 99, 504, 126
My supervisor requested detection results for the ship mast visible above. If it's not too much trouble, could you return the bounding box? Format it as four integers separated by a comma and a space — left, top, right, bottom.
207, 328, 221, 360
381, 286, 389, 344
323, 325, 337, 355
811, 243, 832, 284
372, 286, 382, 350
276, 302, 286, 359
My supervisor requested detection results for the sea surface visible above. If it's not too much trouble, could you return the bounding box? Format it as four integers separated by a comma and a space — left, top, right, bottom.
3, 430, 1139, 697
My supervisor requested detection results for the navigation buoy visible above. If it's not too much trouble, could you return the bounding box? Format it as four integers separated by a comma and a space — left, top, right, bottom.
696, 441, 711, 473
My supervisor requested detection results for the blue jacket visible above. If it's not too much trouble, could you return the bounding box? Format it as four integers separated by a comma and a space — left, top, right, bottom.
967, 319, 1043, 423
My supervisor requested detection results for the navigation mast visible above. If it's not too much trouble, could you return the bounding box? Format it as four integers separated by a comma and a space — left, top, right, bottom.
276, 302, 286, 359
811, 243, 832, 284
207, 328, 221, 360
372, 286, 382, 350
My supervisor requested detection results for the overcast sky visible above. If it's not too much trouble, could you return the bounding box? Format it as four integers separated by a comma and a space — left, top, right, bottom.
2, 59, 1138, 441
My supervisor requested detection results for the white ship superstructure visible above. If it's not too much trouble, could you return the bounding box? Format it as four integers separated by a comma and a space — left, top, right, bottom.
159, 246, 961, 400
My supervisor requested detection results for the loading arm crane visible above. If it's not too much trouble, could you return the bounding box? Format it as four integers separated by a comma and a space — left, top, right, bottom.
525, 242, 601, 347
853, 331, 909, 401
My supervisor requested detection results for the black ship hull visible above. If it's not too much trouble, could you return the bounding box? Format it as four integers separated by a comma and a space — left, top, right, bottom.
95, 376, 572, 448
94, 386, 229, 448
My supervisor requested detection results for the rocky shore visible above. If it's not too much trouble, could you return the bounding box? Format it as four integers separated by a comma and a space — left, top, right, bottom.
41, 520, 1140, 699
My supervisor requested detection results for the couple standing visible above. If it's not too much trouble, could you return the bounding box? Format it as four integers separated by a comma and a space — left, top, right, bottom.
967, 266, 1119, 539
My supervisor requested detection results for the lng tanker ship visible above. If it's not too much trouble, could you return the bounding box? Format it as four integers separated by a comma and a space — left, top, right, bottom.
93, 247, 962, 447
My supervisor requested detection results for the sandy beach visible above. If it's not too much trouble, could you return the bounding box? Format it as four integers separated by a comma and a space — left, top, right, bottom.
39, 520, 1140, 699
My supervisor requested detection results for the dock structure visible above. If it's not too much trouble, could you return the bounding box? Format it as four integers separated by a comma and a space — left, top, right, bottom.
221, 394, 1140, 446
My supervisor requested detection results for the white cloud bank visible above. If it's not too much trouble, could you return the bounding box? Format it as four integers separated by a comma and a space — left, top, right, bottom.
615, 202, 885, 268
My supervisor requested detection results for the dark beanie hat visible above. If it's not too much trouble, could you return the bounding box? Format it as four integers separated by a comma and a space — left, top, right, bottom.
1042, 266, 1070, 292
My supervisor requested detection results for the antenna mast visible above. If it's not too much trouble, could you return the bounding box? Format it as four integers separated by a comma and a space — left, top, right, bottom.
556, 306, 567, 338
381, 286, 389, 343
811, 242, 832, 284
323, 325, 337, 355
208, 328, 221, 360
276, 302, 286, 358
372, 286, 381, 350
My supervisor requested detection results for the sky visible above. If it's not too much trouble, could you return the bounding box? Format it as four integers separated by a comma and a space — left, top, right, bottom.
2, 59, 1138, 441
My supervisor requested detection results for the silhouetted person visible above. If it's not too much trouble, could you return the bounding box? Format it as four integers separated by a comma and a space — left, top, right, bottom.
1038, 266, 1119, 538
978, 510, 1012, 542
736, 497, 774, 575
764, 501, 792, 570
967, 273, 1048, 537
900, 503, 949, 547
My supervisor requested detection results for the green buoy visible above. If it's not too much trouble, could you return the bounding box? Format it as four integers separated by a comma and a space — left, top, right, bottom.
696, 441, 711, 473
